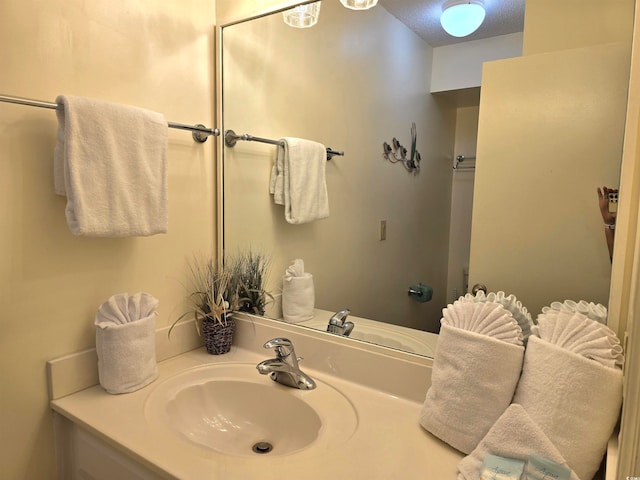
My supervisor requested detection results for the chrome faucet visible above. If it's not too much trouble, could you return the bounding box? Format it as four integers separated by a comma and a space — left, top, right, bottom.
256, 338, 316, 390
327, 308, 354, 336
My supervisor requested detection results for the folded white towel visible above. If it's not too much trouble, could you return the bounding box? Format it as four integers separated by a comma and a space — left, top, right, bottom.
282, 259, 315, 323
512, 336, 623, 480
460, 291, 533, 342
269, 137, 329, 224
533, 310, 623, 368
541, 299, 608, 324
95, 292, 159, 394
457, 404, 579, 480
442, 300, 523, 346
54, 95, 168, 236
420, 324, 525, 454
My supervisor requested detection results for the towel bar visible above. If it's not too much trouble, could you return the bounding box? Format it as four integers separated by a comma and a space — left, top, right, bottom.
224, 129, 344, 161
0, 93, 220, 143
454, 154, 476, 171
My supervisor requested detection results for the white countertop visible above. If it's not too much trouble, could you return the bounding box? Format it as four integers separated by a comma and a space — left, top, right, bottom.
51, 346, 463, 479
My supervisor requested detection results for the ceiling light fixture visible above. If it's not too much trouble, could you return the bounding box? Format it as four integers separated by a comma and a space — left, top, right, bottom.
440, 0, 486, 38
283, 2, 322, 29
339, 0, 378, 11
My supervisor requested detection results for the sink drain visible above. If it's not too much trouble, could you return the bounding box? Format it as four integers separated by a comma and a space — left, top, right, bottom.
252, 441, 274, 454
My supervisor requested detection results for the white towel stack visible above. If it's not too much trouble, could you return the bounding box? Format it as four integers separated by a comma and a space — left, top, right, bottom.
448, 300, 624, 479
281, 259, 315, 323
460, 290, 534, 342
54, 95, 168, 237
420, 301, 524, 454
269, 137, 329, 224
512, 334, 623, 480
95, 292, 159, 394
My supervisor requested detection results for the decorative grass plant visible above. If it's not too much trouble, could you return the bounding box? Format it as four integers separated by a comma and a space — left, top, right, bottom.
170, 254, 239, 338
229, 249, 272, 316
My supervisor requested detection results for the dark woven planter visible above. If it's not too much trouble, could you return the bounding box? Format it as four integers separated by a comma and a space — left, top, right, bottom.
202, 314, 235, 355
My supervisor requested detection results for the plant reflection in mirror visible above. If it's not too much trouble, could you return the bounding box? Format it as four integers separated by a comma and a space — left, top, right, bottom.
228, 249, 273, 316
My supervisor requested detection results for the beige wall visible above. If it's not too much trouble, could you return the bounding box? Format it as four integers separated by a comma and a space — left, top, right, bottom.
431, 33, 523, 92
0, 1, 216, 478
222, 1, 456, 332
469, 0, 633, 317
523, 0, 634, 55
217, 0, 299, 25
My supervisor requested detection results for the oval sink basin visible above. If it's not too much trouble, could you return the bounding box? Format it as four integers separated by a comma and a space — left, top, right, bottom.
145, 363, 357, 457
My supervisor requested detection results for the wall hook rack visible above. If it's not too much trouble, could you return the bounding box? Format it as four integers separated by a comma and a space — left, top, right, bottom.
382, 122, 421, 173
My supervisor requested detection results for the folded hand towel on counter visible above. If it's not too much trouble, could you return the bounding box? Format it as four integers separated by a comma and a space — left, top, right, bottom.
95, 292, 159, 394
282, 259, 315, 323
420, 319, 524, 454
457, 404, 579, 480
54, 95, 168, 236
269, 137, 329, 224
512, 335, 623, 480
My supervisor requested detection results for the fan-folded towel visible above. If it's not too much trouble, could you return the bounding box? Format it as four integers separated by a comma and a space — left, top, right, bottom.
512, 335, 622, 480
269, 137, 329, 224
420, 322, 524, 454
95, 292, 159, 394
533, 310, 623, 369
456, 404, 579, 480
54, 95, 168, 236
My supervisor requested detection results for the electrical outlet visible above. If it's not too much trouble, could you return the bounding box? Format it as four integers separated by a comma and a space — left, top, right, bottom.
379, 220, 387, 241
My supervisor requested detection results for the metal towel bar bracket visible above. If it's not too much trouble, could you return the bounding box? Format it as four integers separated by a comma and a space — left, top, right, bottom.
0, 94, 220, 143
224, 129, 344, 161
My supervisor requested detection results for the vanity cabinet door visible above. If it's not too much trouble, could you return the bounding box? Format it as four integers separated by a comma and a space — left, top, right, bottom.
54, 414, 165, 480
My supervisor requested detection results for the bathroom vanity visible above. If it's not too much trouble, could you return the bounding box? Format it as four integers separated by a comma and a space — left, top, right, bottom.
49, 314, 462, 479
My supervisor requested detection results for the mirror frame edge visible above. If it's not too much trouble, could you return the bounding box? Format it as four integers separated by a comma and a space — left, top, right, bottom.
214, 0, 640, 473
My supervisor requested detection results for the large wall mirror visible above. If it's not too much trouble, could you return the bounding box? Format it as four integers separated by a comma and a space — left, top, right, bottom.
221, 0, 634, 357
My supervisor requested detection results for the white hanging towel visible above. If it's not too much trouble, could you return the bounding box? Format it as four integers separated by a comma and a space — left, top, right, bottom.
269, 137, 329, 224
54, 95, 168, 236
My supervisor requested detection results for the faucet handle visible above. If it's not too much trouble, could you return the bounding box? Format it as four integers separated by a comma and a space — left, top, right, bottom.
263, 337, 294, 358
263, 337, 292, 349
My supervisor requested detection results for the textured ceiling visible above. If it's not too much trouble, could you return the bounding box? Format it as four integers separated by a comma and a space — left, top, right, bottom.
378, 0, 526, 47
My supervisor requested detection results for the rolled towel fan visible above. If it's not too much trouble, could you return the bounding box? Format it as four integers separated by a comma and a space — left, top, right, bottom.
533, 310, 623, 368
460, 290, 533, 343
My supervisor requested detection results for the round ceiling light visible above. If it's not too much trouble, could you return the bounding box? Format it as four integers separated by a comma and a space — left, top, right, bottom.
340, 0, 378, 11
440, 0, 486, 38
